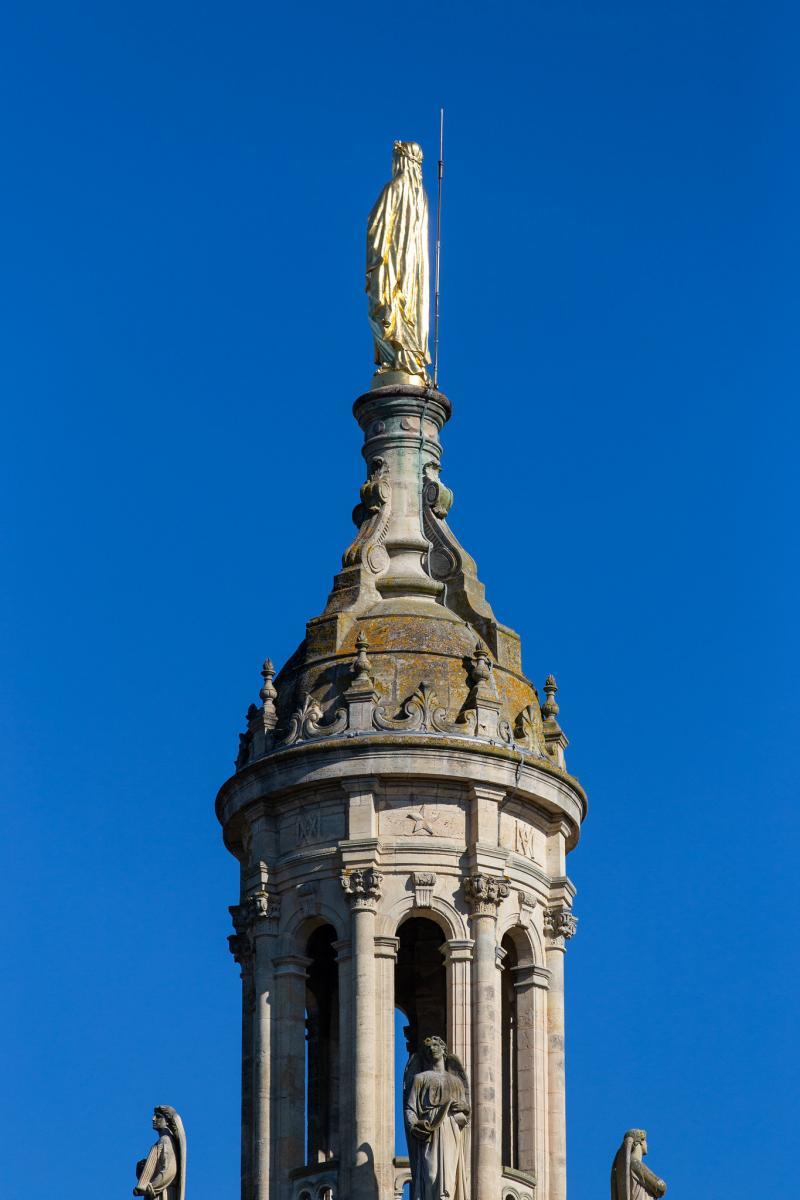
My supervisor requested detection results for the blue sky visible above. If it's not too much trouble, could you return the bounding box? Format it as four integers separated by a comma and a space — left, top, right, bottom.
1, 2, 797, 1197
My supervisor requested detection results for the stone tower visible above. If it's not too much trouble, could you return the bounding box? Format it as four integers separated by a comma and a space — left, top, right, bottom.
216, 379, 587, 1200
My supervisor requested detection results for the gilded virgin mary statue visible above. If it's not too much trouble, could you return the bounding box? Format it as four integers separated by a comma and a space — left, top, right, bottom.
366, 140, 431, 387
404, 1035, 470, 1200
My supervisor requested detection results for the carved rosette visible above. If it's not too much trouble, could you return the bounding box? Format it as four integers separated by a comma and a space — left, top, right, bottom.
543, 905, 578, 947
464, 873, 510, 916
411, 871, 437, 908
341, 867, 383, 910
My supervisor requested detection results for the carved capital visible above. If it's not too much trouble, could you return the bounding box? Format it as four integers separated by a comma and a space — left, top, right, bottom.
341, 866, 383, 909
411, 871, 437, 908
464, 873, 510, 916
544, 905, 578, 945
227, 931, 253, 970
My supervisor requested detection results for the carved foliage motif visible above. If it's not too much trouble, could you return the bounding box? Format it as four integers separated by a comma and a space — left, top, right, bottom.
280, 693, 348, 747
543, 906, 578, 943
464, 873, 510, 915
373, 681, 473, 736
342, 456, 392, 574
341, 867, 383, 908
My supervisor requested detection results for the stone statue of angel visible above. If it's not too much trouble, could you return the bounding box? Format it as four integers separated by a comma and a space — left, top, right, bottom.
404, 1035, 470, 1200
610, 1128, 666, 1200
133, 1105, 186, 1200
366, 140, 431, 387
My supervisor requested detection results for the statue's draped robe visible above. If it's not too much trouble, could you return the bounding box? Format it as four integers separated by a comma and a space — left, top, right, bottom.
136, 1134, 179, 1200
610, 1146, 667, 1200
405, 1068, 470, 1200
366, 157, 430, 381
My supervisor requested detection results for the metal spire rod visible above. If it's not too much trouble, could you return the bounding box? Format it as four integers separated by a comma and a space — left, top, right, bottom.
432, 107, 444, 390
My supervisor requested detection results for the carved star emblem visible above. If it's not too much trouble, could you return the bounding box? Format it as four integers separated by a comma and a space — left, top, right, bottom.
407, 804, 435, 835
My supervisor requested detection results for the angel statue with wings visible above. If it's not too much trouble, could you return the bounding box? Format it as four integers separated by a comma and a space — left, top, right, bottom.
404, 1035, 470, 1200
132, 1105, 186, 1200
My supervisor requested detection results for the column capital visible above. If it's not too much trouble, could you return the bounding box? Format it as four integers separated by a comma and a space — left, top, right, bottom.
544, 904, 578, 948
464, 872, 510, 917
510, 962, 551, 991
469, 783, 506, 804
272, 953, 312, 979
440, 937, 474, 964
341, 865, 383, 910
374, 935, 400, 960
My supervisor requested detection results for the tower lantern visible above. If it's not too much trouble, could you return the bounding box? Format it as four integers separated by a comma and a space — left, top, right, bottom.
216, 139, 587, 1200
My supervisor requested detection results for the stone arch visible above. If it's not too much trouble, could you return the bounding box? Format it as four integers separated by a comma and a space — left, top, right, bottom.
281, 902, 345, 954
379, 890, 467, 941
496, 908, 544, 966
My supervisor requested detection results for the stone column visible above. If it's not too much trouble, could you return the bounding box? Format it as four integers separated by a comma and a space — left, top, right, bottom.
375, 935, 400, 1195
441, 938, 474, 1077
332, 938, 353, 1190
273, 952, 312, 1200
229, 888, 281, 1200
543, 906, 577, 1200
465, 873, 509, 1200
341, 867, 382, 1200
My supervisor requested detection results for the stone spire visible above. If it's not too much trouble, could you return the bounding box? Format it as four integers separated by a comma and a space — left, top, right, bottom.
216, 141, 588, 1200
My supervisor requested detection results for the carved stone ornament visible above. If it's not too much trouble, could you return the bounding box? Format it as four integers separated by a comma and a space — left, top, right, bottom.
412, 871, 437, 908
515, 700, 547, 756
297, 880, 321, 917
543, 905, 578, 944
259, 657, 278, 729
342, 456, 392, 574
464, 873, 510, 915
280, 692, 348, 747
341, 866, 383, 908
373, 681, 471, 735
518, 890, 537, 927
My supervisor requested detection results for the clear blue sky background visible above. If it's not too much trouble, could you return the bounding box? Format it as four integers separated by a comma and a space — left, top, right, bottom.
2, 2, 797, 1197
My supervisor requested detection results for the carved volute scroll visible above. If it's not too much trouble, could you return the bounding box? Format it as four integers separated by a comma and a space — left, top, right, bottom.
342, 456, 392, 574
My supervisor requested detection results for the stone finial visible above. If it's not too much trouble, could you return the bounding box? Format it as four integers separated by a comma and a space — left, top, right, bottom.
341, 867, 383, 909
464, 873, 510, 916
259, 657, 278, 729
343, 631, 380, 730
541, 674, 569, 769
351, 632, 373, 687
542, 673, 559, 720
543, 905, 578, 945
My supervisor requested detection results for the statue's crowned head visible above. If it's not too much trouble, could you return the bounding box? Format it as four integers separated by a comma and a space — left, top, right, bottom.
392, 141, 424, 179
625, 1128, 648, 1153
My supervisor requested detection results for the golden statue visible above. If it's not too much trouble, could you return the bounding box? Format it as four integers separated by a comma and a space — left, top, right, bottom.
366, 141, 431, 387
